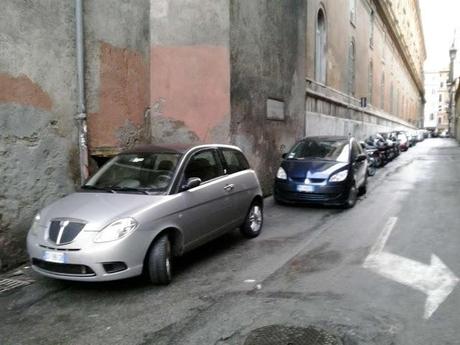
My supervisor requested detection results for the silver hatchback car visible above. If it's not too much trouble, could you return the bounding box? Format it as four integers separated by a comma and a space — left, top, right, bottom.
27, 144, 264, 284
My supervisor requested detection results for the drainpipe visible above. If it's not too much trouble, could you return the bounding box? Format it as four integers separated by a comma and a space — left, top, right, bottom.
75, 0, 89, 183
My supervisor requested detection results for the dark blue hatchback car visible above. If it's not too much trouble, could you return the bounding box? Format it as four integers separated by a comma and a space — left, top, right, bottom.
273, 136, 368, 208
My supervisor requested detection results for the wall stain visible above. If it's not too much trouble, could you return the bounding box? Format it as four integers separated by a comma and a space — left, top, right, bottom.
0, 73, 52, 110
88, 42, 149, 150
150, 45, 230, 143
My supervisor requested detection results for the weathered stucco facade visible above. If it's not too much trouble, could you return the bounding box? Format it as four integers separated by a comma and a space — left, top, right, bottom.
229, 0, 306, 191
305, 0, 426, 136
0, 0, 425, 270
0, 1, 78, 271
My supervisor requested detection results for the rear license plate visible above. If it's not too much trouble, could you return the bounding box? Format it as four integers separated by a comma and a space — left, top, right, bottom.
43, 251, 66, 264
297, 185, 314, 193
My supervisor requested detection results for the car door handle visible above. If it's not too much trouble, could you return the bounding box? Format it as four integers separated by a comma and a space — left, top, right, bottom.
224, 184, 235, 192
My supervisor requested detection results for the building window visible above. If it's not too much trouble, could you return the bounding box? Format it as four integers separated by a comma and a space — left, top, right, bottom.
348, 39, 356, 96
380, 72, 385, 109
439, 94, 442, 102
369, 10, 374, 48
315, 8, 327, 84
368, 61, 373, 103
350, 0, 356, 25
430, 113, 434, 121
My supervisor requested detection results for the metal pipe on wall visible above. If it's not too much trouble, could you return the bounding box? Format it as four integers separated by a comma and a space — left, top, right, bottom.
75, 0, 89, 183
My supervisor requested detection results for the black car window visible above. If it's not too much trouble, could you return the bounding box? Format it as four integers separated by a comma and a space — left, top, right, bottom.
221, 149, 250, 174
351, 141, 360, 161
184, 150, 223, 183
288, 139, 350, 163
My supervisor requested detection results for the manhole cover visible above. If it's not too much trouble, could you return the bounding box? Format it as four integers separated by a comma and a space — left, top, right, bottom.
244, 325, 342, 345
0, 278, 33, 294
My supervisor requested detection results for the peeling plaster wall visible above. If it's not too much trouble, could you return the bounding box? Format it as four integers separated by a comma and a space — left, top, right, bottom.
150, 0, 231, 145
84, 0, 150, 155
0, 1, 77, 271
229, 0, 306, 194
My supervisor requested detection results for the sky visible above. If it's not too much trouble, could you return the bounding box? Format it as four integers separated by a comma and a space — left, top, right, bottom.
419, 0, 460, 73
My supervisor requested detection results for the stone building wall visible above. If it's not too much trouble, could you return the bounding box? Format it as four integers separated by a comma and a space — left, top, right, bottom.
0, 1, 78, 270
305, 0, 426, 136
229, 0, 306, 193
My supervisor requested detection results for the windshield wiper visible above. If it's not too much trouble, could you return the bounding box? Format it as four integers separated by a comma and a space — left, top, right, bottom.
81, 185, 115, 193
108, 187, 154, 195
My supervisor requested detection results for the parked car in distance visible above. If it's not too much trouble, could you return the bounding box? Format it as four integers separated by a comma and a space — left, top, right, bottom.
274, 136, 368, 208
439, 129, 450, 138
396, 131, 409, 151
416, 130, 425, 142
27, 144, 264, 284
407, 131, 417, 147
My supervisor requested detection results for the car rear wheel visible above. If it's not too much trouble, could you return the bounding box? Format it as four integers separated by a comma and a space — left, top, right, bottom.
240, 202, 263, 238
146, 234, 172, 285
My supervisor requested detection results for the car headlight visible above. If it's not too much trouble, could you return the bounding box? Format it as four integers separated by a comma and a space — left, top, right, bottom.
30, 213, 41, 236
329, 170, 348, 182
276, 167, 287, 180
94, 218, 139, 243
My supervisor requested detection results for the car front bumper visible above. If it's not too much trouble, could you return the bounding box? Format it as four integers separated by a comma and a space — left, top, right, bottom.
274, 180, 349, 205
26, 230, 152, 281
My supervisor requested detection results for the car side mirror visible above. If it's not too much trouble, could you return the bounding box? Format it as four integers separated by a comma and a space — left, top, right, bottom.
181, 177, 201, 191
282, 153, 288, 159
356, 153, 367, 162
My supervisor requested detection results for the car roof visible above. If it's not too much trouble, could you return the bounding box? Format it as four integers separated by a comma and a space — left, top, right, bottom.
122, 143, 242, 155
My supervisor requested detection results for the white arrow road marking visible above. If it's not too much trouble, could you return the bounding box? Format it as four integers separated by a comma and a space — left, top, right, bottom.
363, 217, 459, 319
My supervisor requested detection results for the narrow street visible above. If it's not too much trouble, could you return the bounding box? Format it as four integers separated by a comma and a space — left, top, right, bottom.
1, 138, 459, 345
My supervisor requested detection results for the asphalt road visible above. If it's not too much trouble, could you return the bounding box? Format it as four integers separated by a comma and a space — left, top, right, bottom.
1, 138, 459, 345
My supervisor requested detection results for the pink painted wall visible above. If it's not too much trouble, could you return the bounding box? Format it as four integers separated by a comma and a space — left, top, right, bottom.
150, 45, 231, 142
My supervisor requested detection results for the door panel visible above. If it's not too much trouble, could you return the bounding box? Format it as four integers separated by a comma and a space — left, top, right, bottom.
178, 149, 233, 249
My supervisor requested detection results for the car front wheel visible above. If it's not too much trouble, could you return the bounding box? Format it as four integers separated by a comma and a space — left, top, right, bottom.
240, 202, 263, 238
343, 182, 358, 209
146, 234, 172, 285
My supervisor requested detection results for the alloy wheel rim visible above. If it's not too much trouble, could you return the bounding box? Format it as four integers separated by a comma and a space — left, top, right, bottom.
249, 205, 262, 232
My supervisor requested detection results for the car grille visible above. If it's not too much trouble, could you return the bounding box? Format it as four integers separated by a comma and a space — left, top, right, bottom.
32, 258, 95, 276
39, 244, 80, 251
48, 220, 85, 245
290, 177, 326, 184
283, 191, 340, 202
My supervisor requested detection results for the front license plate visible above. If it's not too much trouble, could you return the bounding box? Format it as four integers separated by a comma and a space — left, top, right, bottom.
43, 251, 66, 264
297, 185, 314, 193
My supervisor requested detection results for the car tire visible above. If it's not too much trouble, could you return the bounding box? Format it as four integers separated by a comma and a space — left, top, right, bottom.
274, 195, 285, 205
146, 234, 172, 285
367, 165, 376, 177
343, 182, 358, 209
359, 176, 367, 195
240, 202, 263, 238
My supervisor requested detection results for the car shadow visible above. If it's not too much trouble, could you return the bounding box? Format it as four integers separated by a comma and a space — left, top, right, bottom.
54, 231, 247, 293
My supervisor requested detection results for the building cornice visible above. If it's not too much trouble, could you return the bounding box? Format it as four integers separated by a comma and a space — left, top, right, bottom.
374, 0, 426, 97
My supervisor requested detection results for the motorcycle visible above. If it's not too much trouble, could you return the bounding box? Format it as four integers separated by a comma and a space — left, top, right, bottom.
360, 141, 378, 176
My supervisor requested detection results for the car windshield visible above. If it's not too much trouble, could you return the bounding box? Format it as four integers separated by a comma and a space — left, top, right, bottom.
287, 139, 350, 163
83, 152, 182, 193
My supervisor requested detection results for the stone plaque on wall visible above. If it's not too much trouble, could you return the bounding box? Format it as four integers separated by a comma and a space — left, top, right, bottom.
267, 98, 285, 121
